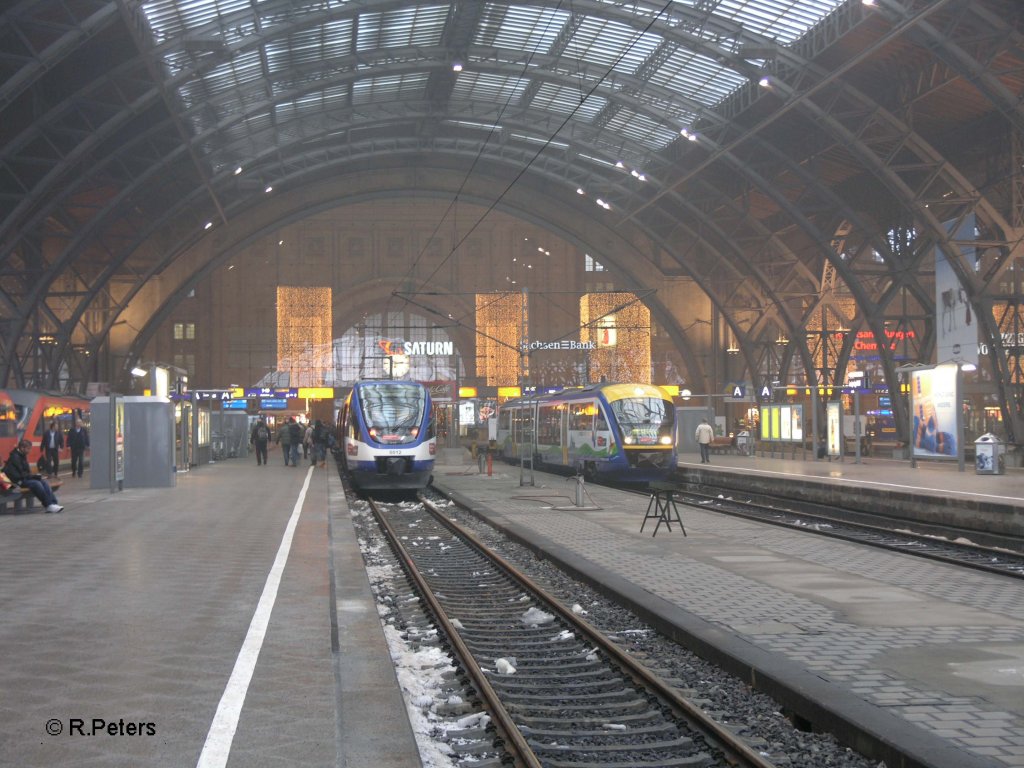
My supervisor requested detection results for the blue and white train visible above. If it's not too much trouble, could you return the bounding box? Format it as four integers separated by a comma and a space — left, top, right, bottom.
338, 380, 436, 491
495, 382, 677, 484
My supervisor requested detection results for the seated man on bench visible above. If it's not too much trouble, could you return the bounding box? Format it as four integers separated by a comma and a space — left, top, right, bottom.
4, 439, 64, 513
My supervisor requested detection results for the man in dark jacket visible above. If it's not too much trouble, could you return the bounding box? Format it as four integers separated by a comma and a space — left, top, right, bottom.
43, 421, 64, 478
67, 419, 90, 478
250, 418, 271, 466
287, 418, 303, 467
5, 439, 63, 512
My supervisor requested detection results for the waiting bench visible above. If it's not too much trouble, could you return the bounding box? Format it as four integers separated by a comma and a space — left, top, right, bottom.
1, 481, 63, 513
708, 436, 738, 454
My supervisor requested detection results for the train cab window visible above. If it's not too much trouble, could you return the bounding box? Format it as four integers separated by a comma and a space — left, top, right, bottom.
594, 407, 609, 432
610, 396, 674, 444
498, 409, 511, 431
358, 382, 426, 444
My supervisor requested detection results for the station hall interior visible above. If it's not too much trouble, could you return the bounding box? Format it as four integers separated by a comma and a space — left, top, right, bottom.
2, 0, 1023, 455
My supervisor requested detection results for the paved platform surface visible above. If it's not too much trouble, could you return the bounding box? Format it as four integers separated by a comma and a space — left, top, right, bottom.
0, 459, 420, 768
676, 446, 1024, 511
434, 450, 1024, 768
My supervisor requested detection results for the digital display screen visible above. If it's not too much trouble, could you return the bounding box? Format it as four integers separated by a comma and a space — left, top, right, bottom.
222, 400, 249, 410
260, 398, 288, 409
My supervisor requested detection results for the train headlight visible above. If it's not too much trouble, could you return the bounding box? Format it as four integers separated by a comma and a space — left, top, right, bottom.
623, 436, 636, 445
659, 436, 672, 445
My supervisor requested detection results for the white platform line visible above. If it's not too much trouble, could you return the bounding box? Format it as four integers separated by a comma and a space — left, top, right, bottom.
196, 465, 314, 768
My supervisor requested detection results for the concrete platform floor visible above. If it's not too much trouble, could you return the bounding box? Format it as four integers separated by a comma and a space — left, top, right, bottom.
0, 459, 420, 768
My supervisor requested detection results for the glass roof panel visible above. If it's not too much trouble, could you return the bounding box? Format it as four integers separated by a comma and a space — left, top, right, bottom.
356, 5, 449, 51
475, 4, 571, 54
452, 72, 530, 104
530, 83, 607, 121
601, 108, 681, 150
704, 0, 847, 45
648, 49, 748, 107
352, 73, 430, 105
567, 17, 661, 76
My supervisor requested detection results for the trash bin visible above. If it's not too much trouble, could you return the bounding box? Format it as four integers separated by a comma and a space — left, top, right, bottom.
736, 430, 752, 456
974, 433, 1005, 475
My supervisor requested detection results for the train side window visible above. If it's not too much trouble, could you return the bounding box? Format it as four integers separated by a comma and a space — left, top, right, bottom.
569, 402, 593, 432
538, 405, 560, 444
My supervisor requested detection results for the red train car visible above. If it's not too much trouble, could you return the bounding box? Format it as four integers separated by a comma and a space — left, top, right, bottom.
0, 390, 91, 467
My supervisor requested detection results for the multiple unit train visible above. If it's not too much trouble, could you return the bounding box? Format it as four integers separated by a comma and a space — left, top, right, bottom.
337, 380, 436, 490
0, 389, 91, 465
495, 382, 677, 484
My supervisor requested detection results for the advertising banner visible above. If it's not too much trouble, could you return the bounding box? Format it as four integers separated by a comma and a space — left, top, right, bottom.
911, 366, 958, 460
827, 402, 842, 457
936, 214, 978, 366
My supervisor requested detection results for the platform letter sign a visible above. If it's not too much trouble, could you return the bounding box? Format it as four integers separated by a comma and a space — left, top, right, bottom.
732, 384, 745, 399
760, 384, 772, 401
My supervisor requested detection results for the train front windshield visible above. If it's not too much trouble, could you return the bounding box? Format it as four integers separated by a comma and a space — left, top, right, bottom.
359, 383, 426, 444
610, 396, 675, 446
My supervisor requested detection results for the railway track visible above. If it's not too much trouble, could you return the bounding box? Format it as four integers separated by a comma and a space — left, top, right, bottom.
366, 492, 779, 768
617, 480, 1024, 579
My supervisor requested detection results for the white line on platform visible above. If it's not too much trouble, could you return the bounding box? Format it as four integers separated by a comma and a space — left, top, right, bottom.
195, 465, 314, 768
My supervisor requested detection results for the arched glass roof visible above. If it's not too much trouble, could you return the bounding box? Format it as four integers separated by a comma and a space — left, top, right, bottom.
142, 0, 850, 172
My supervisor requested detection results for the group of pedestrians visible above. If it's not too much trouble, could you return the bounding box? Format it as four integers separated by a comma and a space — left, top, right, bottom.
2, 417, 90, 514
249, 416, 332, 468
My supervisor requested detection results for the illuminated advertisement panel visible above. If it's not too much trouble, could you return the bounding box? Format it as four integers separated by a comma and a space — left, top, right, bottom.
780, 406, 792, 440
911, 366, 958, 460
827, 402, 842, 457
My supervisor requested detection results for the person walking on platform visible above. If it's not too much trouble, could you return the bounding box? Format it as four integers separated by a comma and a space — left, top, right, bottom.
67, 419, 89, 478
695, 418, 714, 464
287, 418, 303, 467
303, 422, 313, 462
43, 421, 64, 478
311, 419, 328, 468
5, 439, 63, 513
250, 417, 271, 466
276, 418, 294, 466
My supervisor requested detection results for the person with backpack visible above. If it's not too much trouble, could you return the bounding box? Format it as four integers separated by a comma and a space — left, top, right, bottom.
287, 418, 303, 467
250, 417, 271, 466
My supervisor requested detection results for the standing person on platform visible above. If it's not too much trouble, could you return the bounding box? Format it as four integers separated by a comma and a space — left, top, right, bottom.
303, 421, 313, 463
5, 439, 63, 513
312, 419, 328, 468
250, 417, 271, 466
276, 418, 294, 466
695, 418, 715, 464
43, 421, 64, 478
288, 418, 303, 467
67, 419, 90, 478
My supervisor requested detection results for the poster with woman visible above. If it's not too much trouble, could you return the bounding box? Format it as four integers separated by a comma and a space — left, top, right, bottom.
910, 365, 958, 459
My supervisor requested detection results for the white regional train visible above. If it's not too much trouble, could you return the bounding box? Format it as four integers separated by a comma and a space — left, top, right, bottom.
337, 380, 435, 490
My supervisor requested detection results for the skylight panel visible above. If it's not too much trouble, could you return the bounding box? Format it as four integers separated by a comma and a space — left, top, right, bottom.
568, 18, 661, 76
710, 0, 847, 46
452, 72, 529, 104
603, 109, 680, 150
356, 5, 448, 51
475, 4, 571, 54
649, 50, 747, 107
351, 73, 429, 105
530, 83, 607, 121
266, 19, 355, 72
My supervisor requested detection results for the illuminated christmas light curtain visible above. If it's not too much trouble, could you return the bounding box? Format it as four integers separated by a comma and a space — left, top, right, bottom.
581, 293, 650, 383
476, 293, 525, 385
277, 286, 332, 386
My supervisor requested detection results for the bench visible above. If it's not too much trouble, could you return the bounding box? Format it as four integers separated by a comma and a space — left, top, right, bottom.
1, 480, 63, 513
708, 436, 738, 454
